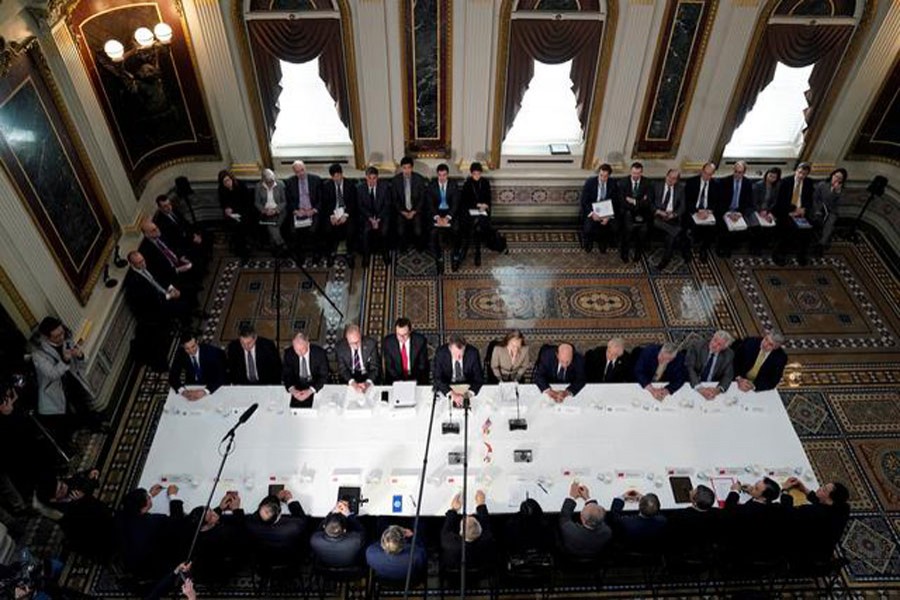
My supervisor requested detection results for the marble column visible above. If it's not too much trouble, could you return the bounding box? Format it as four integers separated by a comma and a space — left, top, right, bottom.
453, 0, 496, 168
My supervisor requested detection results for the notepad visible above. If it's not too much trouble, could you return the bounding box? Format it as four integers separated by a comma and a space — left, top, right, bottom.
592, 200, 614, 218
293, 215, 313, 229
755, 212, 776, 227
692, 212, 716, 225
468, 209, 488, 217
725, 214, 748, 231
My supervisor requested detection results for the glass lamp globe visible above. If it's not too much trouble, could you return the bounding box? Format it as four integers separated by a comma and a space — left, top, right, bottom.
134, 27, 154, 48
103, 39, 125, 62
154, 22, 173, 44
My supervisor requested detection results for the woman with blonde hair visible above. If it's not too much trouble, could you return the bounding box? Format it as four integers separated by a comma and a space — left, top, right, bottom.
490, 329, 530, 382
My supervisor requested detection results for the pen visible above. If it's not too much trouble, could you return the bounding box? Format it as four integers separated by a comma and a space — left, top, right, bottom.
537, 482, 548, 494
408, 495, 417, 508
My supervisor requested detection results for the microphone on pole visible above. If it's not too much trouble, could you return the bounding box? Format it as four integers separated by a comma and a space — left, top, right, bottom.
221, 403, 259, 441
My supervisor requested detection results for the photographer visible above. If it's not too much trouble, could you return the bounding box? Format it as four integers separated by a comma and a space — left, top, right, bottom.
35, 469, 115, 561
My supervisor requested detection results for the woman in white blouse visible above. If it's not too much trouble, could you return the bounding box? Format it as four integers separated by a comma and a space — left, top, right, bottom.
254, 168, 287, 250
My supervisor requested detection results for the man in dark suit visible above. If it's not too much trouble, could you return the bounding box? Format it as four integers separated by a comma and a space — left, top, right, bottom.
168, 333, 227, 400
153, 195, 209, 269
358, 166, 393, 265
440, 490, 494, 570
139, 218, 201, 293
246, 489, 307, 559
634, 343, 686, 399
383, 317, 430, 385
320, 163, 357, 268
427, 163, 463, 273
683, 162, 721, 262
780, 477, 850, 564
391, 156, 428, 251
282, 332, 329, 408
433, 334, 483, 405
716, 161, 754, 257
773, 162, 815, 265
735, 332, 788, 392
366, 524, 427, 581
618, 161, 652, 263
124, 251, 190, 327
558, 481, 612, 558
580, 163, 620, 254
664, 484, 719, 556
185, 491, 247, 580
651, 168, 687, 270
608, 491, 667, 552
117, 485, 184, 580
284, 160, 323, 261
684, 330, 736, 400
335, 323, 381, 390
225, 324, 281, 386
596, 338, 630, 383
534, 343, 587, 402
722, 477, 783, 559
310, 500, 365, 568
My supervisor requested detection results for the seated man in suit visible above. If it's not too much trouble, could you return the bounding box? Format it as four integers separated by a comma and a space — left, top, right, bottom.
716, 160, 753, 257
441, 490, 494, 570
391, 156, 428, 251
534, 343, 587, 402
168, 333, 227, 401
723, 477, 782, 559
335, 323, 381, 392
781, 477, 850, 563
580, 163, 620, 254
310, 499, 365, 568
139, 218, 201, 293
734, 332, 788, 392
282, 332, 329, 408
246, 488, 307, 559
652, 168, 687, 271
634, 343, 686, 400
773, 161, 815, 265
186, 491, 247, 580
366, 524, 427, 581
683, 162, 721, 262
664, 485, 718, 554
597, 337, 629, 383
608, 491, 667, 553
117, 485, 184, 580
284, 160, 323, 262
225, 325, 281, 386
320, 163, 357, 268
619, 162, 652, 263
685, 330, 735, 400
427, 163, 463, 273
433, 334, 484, 406
153, 195, 208, 270
383, 317, 430, 385
358, 166, 393, 265
558, 481, 612, 558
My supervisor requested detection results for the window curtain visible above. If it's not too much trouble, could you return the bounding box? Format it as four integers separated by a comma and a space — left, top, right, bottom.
503, 19, 602, 138
732, 23, 853, 135
248, 19, 350, 139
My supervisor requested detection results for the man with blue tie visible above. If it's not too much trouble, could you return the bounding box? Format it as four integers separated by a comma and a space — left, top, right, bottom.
580, 163, 620, 253
168, 333, 227, 400
684, 331, 735, 400
717, 161, 753, 257
427, 163, 462, 273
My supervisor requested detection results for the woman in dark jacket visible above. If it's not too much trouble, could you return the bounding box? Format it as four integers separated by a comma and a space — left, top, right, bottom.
217, 169, 256, 259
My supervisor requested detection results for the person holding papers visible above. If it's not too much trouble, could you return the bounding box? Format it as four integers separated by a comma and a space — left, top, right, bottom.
580, 163, 619, 254
651, 168, 687, 271
684, 162, 721, 262
335, 323, 381, 392
748, 167, 781, 255
773, 162, 815, 265
633, 343, 685, 400
433, 334, 483, 406
734, 332, 788, 392
427, 163, 463, 273
254, 168, 288, 253
534, 343, 586, 402
284, 160, 323, 264
282, 332, 329, 408
460, 161, 493, 267
716, 160, 753, 257
684, 331, 735, 400
320, 163, 357, 268
168, 333, 226, 400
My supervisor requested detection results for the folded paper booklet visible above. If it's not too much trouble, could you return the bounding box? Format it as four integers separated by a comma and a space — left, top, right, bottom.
228, 213, 242, 222
333, 208, 345, 219
725, 214, 748, 231
792, 216, 812, 229
259, 219, 278, 227
592, 200, 614, 218
294, 215, 313, 229
468, 209, 488, 217
755, 212, 776, 227
692, 212, 716, 225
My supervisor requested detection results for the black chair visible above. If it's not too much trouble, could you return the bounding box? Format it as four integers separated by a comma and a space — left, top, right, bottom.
439, 560, 497, 600
250, 549, 307, 597
553, 552, 607, 594
483, 339, 500, 384
502, 551, 554, 599
605, 547, 664, 598
662, 543, 715, 597
787, 555, 849, 598
368, 568, 429, 600
583, 346, 605, 383
307, 556, 367, 600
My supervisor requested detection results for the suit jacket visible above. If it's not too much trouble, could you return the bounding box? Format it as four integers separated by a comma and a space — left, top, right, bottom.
618, 176, 652, 221
225, 337, 282, 385
432, 344, 484, 395
633, 345, 686, 392
733, 337, 788, 392
651, 181, 686, 220
580, 176, 620, 222
138, 237, 183, 285
426, 179, 461, 224
284, 173, 323, 214
153, 210, 196, 254
558, 498, 612, 557
246, 500, 307, 556
320, 177, 358, 223
187, 507, 247, 572
587, 347, 630, 384
717, 175, 753, 215
774, 175, 815, 219
461, 176, 493, 213
357, 180, 392, 227
780, 491, 849, 561
440, 505, 495, 567
664, 505, 720, 553
282, 344, 330, 393
383, 332, 430, 385
684, 340, 735, 391
684, 176, 722, 215
335, 336, 382, 384
533, 345, 587, 395
254, 181, 287, 226
168, 344, 227, 393
390, 172, 428, 214
751, 181, 779, 214
366, 537, 427, 581
609, 498, 668, 552
723, 493, 783, 558
123, 268, 175, 322
117, 499, 185, 579
310, 514, 365, 567
811, 180, 841, 224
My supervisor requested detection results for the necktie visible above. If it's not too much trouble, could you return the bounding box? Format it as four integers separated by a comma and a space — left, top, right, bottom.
653, 361, 666, 382
632, 179, 638, 195
746, 349, 768, 381
791, 180, 801, 208
604, 361, 614, 382
701, 353, 717, 382
299, 178, 311, 210
155, 239, 179, 266
404, 177, 412, 211
353, 349, 362, 373
664, 187, 673, 212
400, 343, 409, 376
299, 355, 309, 379
558, 365, 566, 381
598, 181, 605, 202
139, 269, 167, 295
369, 187, 376, 204
247, 350, 258, 383
453, 360, 463, 382
191, 354, 202, 381
731, 179, 741, 212
699, 181, 707, 209
439, 184, 448, 211
336, 183, 344, 209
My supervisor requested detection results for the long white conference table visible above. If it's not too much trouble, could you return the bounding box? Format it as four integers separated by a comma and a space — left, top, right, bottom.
140, 383, 817, 517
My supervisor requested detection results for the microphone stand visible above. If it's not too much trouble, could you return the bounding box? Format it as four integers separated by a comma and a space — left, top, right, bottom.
27, 410, 71, 465
459, 392, 471, 600
403, 390, 439, 599
272, 256, 282, 350
297, 261, 344, 321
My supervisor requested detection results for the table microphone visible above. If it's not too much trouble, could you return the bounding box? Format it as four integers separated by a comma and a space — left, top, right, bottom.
509, 384, 527, 431
442, 392, 460, 434
222, 403, 259, 441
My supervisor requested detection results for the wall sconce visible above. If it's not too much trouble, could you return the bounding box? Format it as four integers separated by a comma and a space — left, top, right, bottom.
784, 362, 803, 387
97, 22, 174, 89
101, 22, 173, 63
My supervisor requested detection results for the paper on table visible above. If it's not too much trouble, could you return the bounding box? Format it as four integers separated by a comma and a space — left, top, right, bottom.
468, 209, 488, 217
592, 200, 614, 218
692, 212, 716, 225
725, 213, 748, 231
755, 212, 776, 227
507, 480, 544, 507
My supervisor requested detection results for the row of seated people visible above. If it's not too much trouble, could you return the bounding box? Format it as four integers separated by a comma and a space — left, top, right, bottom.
168, 318, 789, 406
579, 160, 847, 269
105, 474, 848, 591
218, 159, 503, 273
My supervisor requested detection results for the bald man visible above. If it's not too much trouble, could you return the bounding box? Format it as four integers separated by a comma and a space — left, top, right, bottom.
558, 481, 611, 558
138, 218, 202, 293
534, 343, 587, 402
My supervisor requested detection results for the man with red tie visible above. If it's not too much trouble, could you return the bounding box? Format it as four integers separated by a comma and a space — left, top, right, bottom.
382, 317, 430, 385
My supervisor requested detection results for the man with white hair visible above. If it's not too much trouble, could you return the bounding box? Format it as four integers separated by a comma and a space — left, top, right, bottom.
284, 160, 323, 262
558, 481, 612, 558
734, 332, 788, 392
440, 489, 494, 570
685, 330, 735, 399
597, 337, 629, 383
254, 168, 287, 251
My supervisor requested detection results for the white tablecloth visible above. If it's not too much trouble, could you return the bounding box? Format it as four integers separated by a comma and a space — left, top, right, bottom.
140, 383, 816, 516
